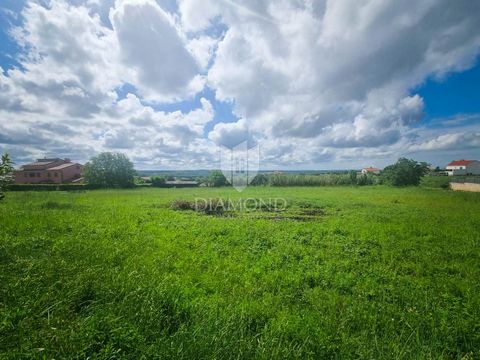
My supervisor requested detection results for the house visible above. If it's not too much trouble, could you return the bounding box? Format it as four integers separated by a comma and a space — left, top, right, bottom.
164, 180, 199, 188
361, 167, 381, 175
446, 160, 480, 176
14, 158, 83, 184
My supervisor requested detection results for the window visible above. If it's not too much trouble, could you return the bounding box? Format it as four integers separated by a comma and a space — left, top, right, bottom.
54, 172, 58, 177
25, 173, 28, 178
37, 173, 41, 177
29, 172, 35, 178
47, 172, 51, 177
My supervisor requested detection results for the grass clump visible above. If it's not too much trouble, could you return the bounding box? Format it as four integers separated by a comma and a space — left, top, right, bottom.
40, 201, 74, 210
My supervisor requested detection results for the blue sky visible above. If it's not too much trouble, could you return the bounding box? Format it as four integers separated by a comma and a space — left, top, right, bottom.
417, 63, 480, 123
0, 0, 479, 170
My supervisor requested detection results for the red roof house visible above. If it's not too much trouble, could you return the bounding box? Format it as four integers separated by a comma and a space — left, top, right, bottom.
14, 158, 83, 184
447, 160, 475, 167
446, 160, 480, 176
361, 167, 381, 175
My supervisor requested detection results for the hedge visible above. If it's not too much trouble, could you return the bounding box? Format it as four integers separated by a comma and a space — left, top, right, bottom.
8, 184, 97, 191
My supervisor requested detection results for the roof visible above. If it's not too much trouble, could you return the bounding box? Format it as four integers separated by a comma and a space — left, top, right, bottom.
447, 160, 476, 166
363, 167, 381, 171
21, 157, 73, 170
165, 180, 199, 185
22, 160, 58, 170
48, 163, 81, 170
31, 161, 56, 166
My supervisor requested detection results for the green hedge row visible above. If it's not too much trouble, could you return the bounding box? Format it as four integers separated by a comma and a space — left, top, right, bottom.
8, 184, 97, 191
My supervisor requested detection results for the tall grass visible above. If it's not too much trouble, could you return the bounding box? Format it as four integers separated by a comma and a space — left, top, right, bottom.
0, 187, 479, 358
266, 172, 380, 186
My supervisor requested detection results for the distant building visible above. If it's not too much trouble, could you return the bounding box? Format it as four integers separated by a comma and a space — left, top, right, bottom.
14, 158, 83, 184
446, 160, 480, 176
361, 167, 381, 175
164, 180, 199, 187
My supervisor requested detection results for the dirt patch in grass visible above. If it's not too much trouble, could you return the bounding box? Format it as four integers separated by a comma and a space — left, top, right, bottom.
170, 198, 231, 216
170, 198, 326, 221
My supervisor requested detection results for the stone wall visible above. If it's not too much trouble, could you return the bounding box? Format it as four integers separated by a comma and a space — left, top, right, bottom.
450, 182, 480, 192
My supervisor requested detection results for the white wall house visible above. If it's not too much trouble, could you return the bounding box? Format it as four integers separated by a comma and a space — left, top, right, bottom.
446, 160, 480, 176
361, 167, 381, 175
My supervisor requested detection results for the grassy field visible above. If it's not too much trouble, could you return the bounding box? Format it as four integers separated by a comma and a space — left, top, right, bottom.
1, 186, 479, 359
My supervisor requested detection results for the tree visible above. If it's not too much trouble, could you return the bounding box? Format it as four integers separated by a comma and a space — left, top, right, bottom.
382, 158, 429, 186
349, 170, 357, 184
0, 153, 14, 201
251, 173, 269, 186
84, 152, 136, 188
208, 170, 227, 187
151, 176, 166, 187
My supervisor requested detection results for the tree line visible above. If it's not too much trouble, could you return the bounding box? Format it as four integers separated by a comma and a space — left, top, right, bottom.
0, 152, 432, 200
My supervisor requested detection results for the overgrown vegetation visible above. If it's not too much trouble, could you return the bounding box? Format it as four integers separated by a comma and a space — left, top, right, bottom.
266, 172, 380, 186
150, 176, 166, 187
207, 170, 228, 187
382, 158, 429, 186
83, 152, 136, 188
1, 187, 479, 358
0, 153, 14, 201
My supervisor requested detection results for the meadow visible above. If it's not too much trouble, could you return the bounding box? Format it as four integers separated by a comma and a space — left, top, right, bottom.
0, 186, 479, 359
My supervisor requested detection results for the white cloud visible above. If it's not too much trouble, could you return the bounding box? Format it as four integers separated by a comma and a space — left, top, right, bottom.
202, 0, 480, 150
1, 0, 480, 169
110, 0, 204, 101
409, 132, 480, 152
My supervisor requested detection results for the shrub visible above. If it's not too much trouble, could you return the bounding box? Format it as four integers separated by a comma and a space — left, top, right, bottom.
251, 174, 268, 186
84, 152, 136, 188
0, 153, 14, 201
208, 170, 227, 187
382, 158, 429, 186
8, 184, 95, 191
151, 176, 166, 187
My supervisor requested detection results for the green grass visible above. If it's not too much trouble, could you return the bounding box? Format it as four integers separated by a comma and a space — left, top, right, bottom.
1, 186, 479, 359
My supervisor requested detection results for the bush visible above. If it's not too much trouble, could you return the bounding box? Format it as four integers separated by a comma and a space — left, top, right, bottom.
151, 176, 166, 187
0, 153, 14, 201
382, 158, 429, 186
84, 152, 136, 188
251, 174, 268, 186
208, 170, 227, 187
8, 184, 95, 191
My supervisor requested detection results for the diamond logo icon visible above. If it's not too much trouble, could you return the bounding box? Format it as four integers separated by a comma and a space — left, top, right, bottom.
220, 141, 259, 192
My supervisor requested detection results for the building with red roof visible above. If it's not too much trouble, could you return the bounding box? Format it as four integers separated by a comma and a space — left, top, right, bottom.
361, 167, 382, 175
14, 158, 83, 184
446, 160, 480, 176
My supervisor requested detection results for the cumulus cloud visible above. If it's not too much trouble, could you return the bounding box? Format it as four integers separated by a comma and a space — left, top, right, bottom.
409, 132, 480, 152
110, 0, 203, 101
202, 0, 480, 149
1, 0, 480, 169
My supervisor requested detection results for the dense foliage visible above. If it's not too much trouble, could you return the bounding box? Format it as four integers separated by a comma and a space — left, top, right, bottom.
382, 158, 429, 186
0, 153, 14, 201
150, 176, 166, 187
208, 170, 228, 187
84, 152, 136, 188
1, 187, 479, 358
